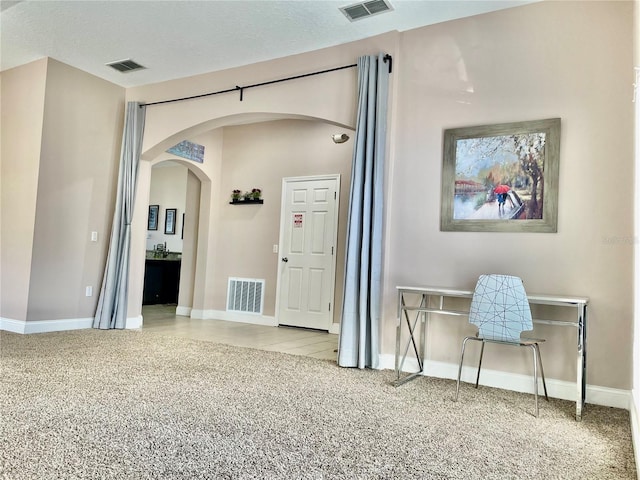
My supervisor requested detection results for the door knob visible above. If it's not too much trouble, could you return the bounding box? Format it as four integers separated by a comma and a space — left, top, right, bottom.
281, 257, 288, 262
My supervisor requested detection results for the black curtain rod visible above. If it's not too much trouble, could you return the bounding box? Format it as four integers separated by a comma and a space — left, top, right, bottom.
141, 63, 355, 107
140, 54, 392, 107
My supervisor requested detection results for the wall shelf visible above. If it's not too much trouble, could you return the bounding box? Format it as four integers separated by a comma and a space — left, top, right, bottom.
229, 199, 263, 205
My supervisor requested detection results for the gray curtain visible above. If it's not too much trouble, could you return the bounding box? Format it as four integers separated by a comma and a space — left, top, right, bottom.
94, 102, 146, 329
338, 54, 389, 368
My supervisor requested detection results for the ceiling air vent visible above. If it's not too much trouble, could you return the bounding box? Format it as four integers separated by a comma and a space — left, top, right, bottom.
340, 0, 393, 22
106, 59, 146, 73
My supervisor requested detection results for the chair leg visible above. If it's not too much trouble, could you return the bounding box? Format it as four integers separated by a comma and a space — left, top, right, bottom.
475, 341, 485, 388
529, 344, 539, 417
535, 344, 549, 401
455, 337, 471, 402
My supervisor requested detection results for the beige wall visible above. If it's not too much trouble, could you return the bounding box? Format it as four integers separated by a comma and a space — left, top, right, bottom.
386, 1, 634, 389
27, 59, 124, 320
0, 58, 124, 322
177, 169, 201, 310
0, 59, 48, 320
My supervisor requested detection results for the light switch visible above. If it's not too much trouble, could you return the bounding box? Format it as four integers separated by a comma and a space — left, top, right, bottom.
273, 244, 278, 253
91, 231, 98, 242
85, 286, 93, 297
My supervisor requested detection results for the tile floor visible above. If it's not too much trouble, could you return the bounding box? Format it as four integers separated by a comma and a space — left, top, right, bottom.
142, 304, 339, 361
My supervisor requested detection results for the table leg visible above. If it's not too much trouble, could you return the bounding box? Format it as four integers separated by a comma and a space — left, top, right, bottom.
395, 290, 402, 380
576, 304, 587, 421
394, 292, 426, 386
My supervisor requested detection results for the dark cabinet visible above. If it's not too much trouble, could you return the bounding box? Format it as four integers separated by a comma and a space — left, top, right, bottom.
143, 259, 181, 305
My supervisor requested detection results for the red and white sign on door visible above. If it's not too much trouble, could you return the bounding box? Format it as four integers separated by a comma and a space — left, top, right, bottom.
293, 214, 303, 228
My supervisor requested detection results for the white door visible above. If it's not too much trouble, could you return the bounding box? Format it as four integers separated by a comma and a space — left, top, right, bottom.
277, 175, 340, 331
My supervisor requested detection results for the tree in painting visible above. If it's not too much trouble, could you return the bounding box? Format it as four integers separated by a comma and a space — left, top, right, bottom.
513, 133, 545, 219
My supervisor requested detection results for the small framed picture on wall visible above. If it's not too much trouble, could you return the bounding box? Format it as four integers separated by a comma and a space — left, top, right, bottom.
165, 208, 177, 235
148, 205, 159, 230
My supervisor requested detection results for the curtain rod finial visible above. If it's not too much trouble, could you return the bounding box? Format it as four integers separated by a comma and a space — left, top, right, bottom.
383, 54, 392, 74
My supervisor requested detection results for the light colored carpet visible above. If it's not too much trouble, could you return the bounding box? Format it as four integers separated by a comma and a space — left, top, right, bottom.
0, 329, 635, 479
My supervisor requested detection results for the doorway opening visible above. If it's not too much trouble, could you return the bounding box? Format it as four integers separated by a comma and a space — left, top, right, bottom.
142, 160, 202, 316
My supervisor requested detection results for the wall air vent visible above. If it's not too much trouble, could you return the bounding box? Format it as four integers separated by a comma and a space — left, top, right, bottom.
340, 0, 393, 22
106, 59, 146, 73
227, 278, 264, 315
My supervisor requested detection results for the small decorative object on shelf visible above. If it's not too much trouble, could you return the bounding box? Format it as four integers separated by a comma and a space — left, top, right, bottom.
243, 191, 253, 201
251, 188, 262, 200
231, 189, 242, 203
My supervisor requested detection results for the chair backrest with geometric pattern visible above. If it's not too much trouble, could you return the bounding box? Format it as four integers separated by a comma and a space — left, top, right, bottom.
469, 274, 532, 343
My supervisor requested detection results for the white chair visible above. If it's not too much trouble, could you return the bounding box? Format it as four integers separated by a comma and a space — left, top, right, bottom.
455, 274, 548, 417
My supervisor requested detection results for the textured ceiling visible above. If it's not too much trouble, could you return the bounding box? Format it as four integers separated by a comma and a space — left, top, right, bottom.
1, 0, 534, 88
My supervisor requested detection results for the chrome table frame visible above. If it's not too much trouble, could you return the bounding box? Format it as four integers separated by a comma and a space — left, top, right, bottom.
394, 286, 589, 421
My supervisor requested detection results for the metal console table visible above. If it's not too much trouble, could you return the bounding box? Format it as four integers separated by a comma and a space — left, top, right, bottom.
395, 286, 589, 421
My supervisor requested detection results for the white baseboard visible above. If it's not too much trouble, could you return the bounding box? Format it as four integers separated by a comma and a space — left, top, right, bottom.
630, 390, 640, 480
190, 309, 277, 327
125, 315, 143, 329
329, 323, 340, 335
175, 306, 192, 317
0, 317, 27, 333
378, 353, 630, 410
1, 316, 143, 333
1, 317, 93, 334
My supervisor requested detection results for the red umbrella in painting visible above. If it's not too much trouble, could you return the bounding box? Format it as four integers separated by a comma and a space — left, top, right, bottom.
494, 184, 511, 194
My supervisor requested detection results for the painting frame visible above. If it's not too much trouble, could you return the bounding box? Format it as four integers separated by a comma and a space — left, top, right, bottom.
164, 208, 177, 235
148, 205, 159, 231
440, 118, 561, 233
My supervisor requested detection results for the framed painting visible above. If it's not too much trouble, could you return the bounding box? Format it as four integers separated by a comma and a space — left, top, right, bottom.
164, 208, 177, 235
440, 118, 560, 233
148, 205, 159, 231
